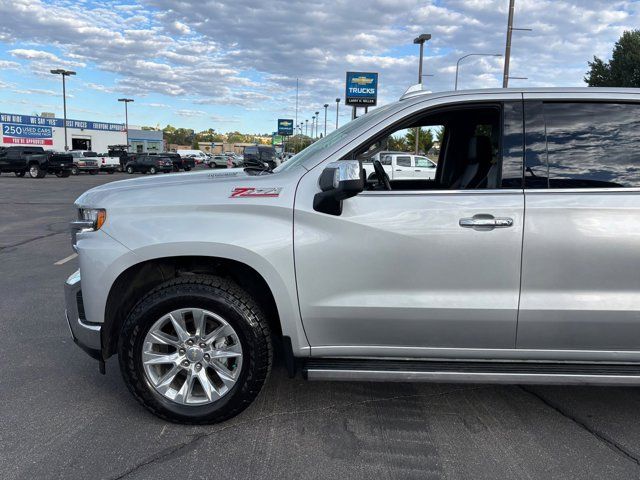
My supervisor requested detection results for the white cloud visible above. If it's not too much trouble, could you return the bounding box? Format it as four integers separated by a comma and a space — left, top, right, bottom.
0, 0, 637, 129
176, 108, 206, 117
0, 60, 20, 69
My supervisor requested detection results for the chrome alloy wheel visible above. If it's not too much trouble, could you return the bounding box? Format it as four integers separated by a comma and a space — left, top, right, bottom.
142, 308, 243, 405
29, 165, 39, 177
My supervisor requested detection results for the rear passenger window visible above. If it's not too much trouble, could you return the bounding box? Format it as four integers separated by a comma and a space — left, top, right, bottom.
396, 156, 411, 167
544, 102, 640, 188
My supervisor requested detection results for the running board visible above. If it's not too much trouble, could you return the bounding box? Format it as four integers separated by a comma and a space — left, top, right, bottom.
303, 359, 640, 386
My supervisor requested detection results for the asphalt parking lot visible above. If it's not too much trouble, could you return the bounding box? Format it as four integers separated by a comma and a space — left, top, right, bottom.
2, 171, 640, 480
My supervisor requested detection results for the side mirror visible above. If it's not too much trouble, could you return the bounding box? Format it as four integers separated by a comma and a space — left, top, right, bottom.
313, 160, 364, 215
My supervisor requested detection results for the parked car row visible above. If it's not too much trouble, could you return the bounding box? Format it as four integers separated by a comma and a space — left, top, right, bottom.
0, 145, 284, 179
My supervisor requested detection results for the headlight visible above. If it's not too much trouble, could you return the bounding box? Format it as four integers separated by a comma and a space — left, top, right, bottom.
78, 208, 107, 231
70, 208, 106, 252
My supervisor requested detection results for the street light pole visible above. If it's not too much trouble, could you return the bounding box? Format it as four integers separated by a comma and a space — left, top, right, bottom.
305, 119, 308, 137
413, 33, 431, 154
503, 0, 515, 87
335, 98, 340, 130
323, 104, 328, 137
50, 69, 76, 151
118, 98, 134, 151
314, 111, 319, 139
455, 53, 503, 90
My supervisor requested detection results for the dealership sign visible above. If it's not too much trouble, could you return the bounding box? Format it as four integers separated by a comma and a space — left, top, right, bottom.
277, 119, 294, 136
345, 72, 378, 106
0, 112, 124, 146
2, 123, 53, 145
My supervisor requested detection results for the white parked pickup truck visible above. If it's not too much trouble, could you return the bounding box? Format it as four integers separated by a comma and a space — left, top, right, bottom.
65, 86, 640, 424
363, 152, 437, 181
96, 153, 121, 174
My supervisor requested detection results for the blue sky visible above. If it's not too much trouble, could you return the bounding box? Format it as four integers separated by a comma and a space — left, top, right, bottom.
0, 0, 637, 134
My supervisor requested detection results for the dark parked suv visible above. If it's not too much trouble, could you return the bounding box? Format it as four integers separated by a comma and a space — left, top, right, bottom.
149, 152, 194, 172
0, 146, 74, 178
243, 145, 277, 170
125, 155, 174, 174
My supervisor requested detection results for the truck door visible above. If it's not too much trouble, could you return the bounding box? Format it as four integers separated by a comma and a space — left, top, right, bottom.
392, 155, 414, 179
517, 98, 640, 351
294, 101, 525, 355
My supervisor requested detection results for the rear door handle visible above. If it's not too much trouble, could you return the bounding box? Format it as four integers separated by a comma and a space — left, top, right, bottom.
459, 215, 513, 229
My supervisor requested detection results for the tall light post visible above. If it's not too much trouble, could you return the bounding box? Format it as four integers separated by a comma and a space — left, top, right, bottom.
323, 104, 328, 137
335, 98, 340, 130
455, 53, 502, 90
413, 33, 431, 154
503, 0, 515, 88
118, 98, 134, 151
50, 69, 76, 151
305, 119, 308, 137
314, 111, 319, 139
311, 116, 316, 139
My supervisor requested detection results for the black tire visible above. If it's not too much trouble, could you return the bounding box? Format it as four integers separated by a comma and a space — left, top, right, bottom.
71, 166, 79, 176
15, 171, 25, 177
107, 170, 114, 174
118, 275, 272, 424
184, 167, 191, 172
126, 166, 134, 174
56, 171, 71, 178
149, 166, 157, 174
207, 162, 213, 168
89, 169, 99, 175
28, 163, 46, 178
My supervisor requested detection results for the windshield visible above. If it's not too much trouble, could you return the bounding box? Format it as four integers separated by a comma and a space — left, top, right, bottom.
275, 102, 397, 172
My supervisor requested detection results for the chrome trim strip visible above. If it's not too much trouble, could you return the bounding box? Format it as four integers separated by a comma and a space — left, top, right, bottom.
306, 369, 640, 385
310, 345, 640, 362
525, 188, 640, 194
359, 189, 523, 197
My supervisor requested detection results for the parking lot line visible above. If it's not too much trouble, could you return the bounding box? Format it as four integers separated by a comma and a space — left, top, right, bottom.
54, 253, 78, 265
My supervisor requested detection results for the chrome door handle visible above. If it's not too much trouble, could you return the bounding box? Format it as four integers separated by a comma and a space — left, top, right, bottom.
459, 216, 513, 229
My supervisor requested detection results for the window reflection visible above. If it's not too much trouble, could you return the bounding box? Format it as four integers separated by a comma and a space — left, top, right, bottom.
544, 102, 640, 188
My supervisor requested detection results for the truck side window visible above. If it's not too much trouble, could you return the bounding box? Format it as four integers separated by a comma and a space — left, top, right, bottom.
351, 103, 515, 191
543, 102, 640, 188
396, 156, 411, 167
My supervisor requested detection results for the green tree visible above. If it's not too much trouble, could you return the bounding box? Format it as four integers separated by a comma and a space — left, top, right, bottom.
585, 30, 640, 87
387, 134, 409, 151
405, 128, 434, 154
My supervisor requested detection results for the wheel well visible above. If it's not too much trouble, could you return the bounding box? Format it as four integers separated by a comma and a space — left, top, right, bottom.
102, 256, 282, 358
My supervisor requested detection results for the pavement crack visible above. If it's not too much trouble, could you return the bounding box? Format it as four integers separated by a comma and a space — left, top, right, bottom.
109, 385, 487, 479
520, 386, 640, 467
0, 231, 66, 252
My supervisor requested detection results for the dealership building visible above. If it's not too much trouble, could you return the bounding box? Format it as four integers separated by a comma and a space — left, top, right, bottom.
0, 112, 164, 153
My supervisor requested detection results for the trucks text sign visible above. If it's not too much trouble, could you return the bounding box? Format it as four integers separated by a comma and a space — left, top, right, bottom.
277, 119, 294, 136
345, 72, 378, 107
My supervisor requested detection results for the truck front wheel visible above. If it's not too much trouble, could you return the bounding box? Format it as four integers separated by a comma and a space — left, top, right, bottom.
28, 164, 46, 178
118, 275, 272, 424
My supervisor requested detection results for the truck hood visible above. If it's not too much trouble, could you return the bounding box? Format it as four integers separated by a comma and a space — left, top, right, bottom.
75, 167, 300, 208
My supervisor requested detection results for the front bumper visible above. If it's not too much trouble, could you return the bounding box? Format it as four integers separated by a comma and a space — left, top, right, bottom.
65, 269, 102, 360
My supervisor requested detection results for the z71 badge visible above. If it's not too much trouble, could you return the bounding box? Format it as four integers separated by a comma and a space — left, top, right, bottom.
230, 187, 283, 198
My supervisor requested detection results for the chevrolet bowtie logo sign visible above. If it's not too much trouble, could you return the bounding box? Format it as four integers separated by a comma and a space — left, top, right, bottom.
346, 72, 379, 107
277, 118, 294, 136
352, 76, 374, 86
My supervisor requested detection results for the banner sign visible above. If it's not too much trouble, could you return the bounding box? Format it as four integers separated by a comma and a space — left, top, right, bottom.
272, 134, 284, 145
345, 72, 378, 107
2, 123, 53, 145
277, 119, 294, 136
0, 113, 124, 132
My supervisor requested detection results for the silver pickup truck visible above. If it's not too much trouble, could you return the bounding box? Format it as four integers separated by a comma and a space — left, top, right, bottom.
66, 86, 640, 424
